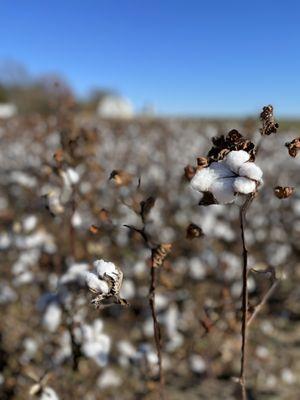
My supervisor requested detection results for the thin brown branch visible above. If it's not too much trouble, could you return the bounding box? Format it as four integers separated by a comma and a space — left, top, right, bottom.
125, 197, 166, 398
149, 258, 165, 400
247, 280, 279, 327
239, 194, 254, 399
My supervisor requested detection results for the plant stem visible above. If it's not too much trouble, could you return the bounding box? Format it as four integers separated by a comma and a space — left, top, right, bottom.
149, 258, 165, 400
239, 195, 254, 400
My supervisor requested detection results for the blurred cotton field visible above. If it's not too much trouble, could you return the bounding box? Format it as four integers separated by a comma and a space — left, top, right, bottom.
1, 112, 300, 400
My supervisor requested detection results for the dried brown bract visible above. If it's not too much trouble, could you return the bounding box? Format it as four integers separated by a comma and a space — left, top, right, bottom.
184, 164, 197, 181
152, 243, 172, 268
207, 129, 256, 162
53, 148, 64, 164
285, 138, 300, 158
140, 196, 156, 222
274, 186, 295, 199
186, 223, 204, 239
260, 105, 279, 136
199, 191, 217, 206
109, 170, 133, 186
98, 208, 111, 223
89, 224, 101, 234
197, 156, 209, 168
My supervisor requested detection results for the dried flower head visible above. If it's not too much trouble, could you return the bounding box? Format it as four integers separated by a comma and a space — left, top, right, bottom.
274, 186, 295, 199
191, 150, 262, 205
186, 223, 204, 240
285, 138, 300, 158
260, 105, 279, 135
152, 243, 172, 268
85, 259, 127, 308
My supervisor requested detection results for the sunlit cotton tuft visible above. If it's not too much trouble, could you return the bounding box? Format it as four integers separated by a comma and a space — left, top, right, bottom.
190, 150, 263, 204
85, 259, 126, 308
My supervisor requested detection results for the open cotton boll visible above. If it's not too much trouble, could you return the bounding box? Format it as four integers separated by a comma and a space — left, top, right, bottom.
239, 162, 263, 182
234, 177, 256, 194
210, 178, 236, 204
94, 259, 117, 279
85, 272, 110, 294
190, 168, 215, 192
225, 150, 250, 173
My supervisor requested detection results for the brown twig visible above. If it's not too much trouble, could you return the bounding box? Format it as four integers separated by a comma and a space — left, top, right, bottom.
239, 194, 254, 400
149, 256, 165, 400
124, 213, 166, 398
247, 279, 279, 327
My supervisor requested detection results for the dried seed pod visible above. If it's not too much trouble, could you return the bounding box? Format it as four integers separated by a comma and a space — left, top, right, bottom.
184, 165, 197, 181
186, 223, 204, 239
260, 105, 279, 135
274, 186, 294, 199
152, 243, 172, 268
207, 130, 256, 162
285, 138, 300, 158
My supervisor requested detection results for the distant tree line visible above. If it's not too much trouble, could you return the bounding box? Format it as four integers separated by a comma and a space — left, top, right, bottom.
0, 60, 117, 115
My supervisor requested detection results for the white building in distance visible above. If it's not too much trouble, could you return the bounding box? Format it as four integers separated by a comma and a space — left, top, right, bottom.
97, 95, 134, 119
0, 103, 17, 119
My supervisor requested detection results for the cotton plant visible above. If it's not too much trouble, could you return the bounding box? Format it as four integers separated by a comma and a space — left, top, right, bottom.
85, 259, 128, 308
187, 107, 281, 400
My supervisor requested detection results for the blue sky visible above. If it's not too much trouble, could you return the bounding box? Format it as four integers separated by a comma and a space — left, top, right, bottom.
0, 0, 300, 116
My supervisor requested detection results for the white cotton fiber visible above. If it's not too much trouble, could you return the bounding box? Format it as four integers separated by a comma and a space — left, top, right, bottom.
94, 260, 117, 279
210, 178, 235, 204
233, 177, 256, 194
225, 150, 250, 174
43, 303, 62, 332
85, 272, 109, 294
190, 168, 215, 192
209, 162, 235, 178
239, 162, 263, 182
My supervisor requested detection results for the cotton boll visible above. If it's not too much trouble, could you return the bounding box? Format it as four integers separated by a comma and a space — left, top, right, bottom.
43, 303, 62, 332
225, 150, 250, 173
61, 168, 80, 186
97, 369, 121, 389
239, 162, 263, 182
210, 178, 235, 204
94, 259, 117, 279
190, 354, 206, 374
85, 272, 109, 294
71, 211, 82, 228
190, 168, 215, 192
233, 177, 256, 194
